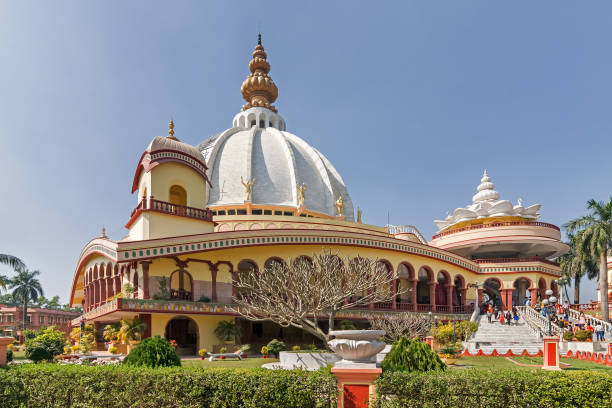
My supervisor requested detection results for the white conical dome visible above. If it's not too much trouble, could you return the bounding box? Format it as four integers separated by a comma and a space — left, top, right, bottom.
472, 170, 499, 203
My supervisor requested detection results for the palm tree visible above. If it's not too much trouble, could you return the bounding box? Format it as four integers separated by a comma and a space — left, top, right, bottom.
119, 318, 145, 343
565, 198, 612, 322
0, 254, 26, 289
7, 270, 44, 332
558, 234, 598, 304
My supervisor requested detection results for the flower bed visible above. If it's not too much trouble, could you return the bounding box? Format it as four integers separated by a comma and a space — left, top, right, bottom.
0, 364, 336, 408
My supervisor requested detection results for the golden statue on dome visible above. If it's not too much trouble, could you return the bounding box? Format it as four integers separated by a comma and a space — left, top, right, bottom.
240, 33, 279, 113
296, 183, 307, 207
335, 196, 344, 217
241, 176, 256, 201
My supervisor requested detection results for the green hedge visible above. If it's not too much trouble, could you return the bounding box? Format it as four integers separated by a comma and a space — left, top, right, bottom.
373, 370, 612, 408
0, 365, 336, 408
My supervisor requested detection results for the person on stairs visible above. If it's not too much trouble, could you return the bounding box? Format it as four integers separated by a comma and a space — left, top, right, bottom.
595, 323, 604, 342
486, 304, 493, 323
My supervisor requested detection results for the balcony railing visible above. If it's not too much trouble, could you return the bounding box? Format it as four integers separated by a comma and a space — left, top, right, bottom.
473, 257, 560, 267
432, 220, 560, 240
170, 289, 193, 301
128, 197, 213, 226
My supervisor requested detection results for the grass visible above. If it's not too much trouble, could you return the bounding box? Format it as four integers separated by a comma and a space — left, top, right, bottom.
181, 357, 279, 369
452, 355, 612, 372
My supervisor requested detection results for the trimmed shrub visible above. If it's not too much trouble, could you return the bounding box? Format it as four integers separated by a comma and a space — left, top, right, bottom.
373, 370, 612, 408
563, 331, 574, 342
381, 336, 445, 373
430, 321, 478, 346
25, 327, 65, 363
575, 329, 592, 342
0, 364, 336, 408
266, 339, 287, 357
123, 336, 181, 368
6, 349, 13, 363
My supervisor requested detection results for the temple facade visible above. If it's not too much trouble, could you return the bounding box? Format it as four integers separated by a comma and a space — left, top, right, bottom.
68, 37, 568, 353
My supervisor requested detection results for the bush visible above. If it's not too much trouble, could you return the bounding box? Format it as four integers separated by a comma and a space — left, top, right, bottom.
25, 327, 65, 363
563, 331, 574, 342
0, 364, 336, 408
575, 330, 592, 342
292, 345, 301, 351
6, 349, 13, 363
430, 321, 478, 346
373, 370, 612, 408
123, 336, 181, 368
381, 336, 445, 373
198, 295, 211, 302
23, 329, 38, 341
266, 339, 286, 357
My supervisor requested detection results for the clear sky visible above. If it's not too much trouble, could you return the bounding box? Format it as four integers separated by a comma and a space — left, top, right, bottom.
1, 1, 610, 304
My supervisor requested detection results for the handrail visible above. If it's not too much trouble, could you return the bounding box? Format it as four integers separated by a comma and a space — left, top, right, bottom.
566, 308, 612, 334
130, 197, 213, 222
516, 305, 562, 337
387, 224, 427, 244
474, 257, 560, 267
432, 220, 560, 239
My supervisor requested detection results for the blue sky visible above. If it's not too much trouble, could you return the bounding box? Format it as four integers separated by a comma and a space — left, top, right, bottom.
1, 1, 610, 303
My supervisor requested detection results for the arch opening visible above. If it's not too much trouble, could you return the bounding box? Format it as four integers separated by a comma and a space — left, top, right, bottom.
165, 316, 198, 355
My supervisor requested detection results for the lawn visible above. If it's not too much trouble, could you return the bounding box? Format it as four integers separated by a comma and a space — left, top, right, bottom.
452, 355, 612, 372
181, 357, 278, 369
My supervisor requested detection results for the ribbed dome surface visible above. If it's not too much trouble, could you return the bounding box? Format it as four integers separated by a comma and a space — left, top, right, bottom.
198, 127, 354, 220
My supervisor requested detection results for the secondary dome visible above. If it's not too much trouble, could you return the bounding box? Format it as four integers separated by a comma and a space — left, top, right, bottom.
197, 35, 354, 220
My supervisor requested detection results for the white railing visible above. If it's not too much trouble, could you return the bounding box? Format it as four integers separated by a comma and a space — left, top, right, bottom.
386, 224, 427, 244
567, 308, 612, 335
516, 305, 562, 337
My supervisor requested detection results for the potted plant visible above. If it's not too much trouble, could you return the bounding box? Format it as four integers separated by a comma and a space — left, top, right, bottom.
119, 317, 145, 353
214, 321, 240, 344
71, 344, 81, 354
438, 346, 459, 365
198, 348, 208, 360
292, 345, 301, 352
238, 344, 250, 358
108, 346, 119, 359
219, 346, 227, 359
261, 345, 269, 358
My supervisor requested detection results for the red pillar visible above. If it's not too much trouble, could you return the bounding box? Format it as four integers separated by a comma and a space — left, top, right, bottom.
429, 283, 437, 310
411, 280, 417, 305
211, 264, 218, 303
478, 288, 484, 306
141, 261, 151, 299
391, 279, 397, 310
530, 288, 538, 307
500, 289, 513, 310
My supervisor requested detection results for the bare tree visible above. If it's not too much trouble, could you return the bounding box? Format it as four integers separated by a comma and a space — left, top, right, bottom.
368, 313, 430, 343
231, 251, 406, 342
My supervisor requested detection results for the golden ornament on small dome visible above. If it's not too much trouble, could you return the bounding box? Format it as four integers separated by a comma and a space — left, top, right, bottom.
240, 33, 278, 113
167, 118, 178, 141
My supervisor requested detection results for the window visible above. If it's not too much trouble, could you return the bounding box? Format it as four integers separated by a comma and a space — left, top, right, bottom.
217, 210, 226, 216
237, 209, 247, 215
48, 316, 54, 324
263, 210, 272, 215
252, 209, 262, 215
228, 209, 236, 215
252, 323, 263, 338
274, 211, 282, 216
283, 211, 293, 216
25, 314, 31, 324
169, 185, 187, 206
39, 316, 45, 324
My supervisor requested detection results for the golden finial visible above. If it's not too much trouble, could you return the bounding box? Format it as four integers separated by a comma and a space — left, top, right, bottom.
101, 226, 107, 238
167, 118, 178, 141
357, 208, 362, 223
240, 33, 278, 113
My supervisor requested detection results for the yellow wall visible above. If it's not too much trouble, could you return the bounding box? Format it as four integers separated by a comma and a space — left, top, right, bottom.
147, 162, 207, 208
127, 212, 214, 241
150, 313, 234, 351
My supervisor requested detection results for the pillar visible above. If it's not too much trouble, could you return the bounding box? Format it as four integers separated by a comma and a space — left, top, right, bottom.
429, 283, 436, 309
530, 288, 538, 307
331, 367, 382, 408
411, 280, 417, 305
501, 289, 513, 310
141, 261, 151, 299
447, 286, 454, 309
0, 337, 13, 366
138, 314, 152, 339
114, 276, 121, 297
106, 278, 113, 301
478, 288, 484, 306
542, 336, 561, 371
460, 288, 467, 306
211, 264, 218, 303
391, 279, 397, 310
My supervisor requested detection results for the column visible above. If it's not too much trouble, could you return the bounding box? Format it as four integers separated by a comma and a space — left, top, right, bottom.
501, 289, 512, 310
141, 261, 151, 299
211, 264, 218, 303
411, 280, 417, 305
391, 279, 397, 310
530, 288, 538, 307
429, 283, 437, 310
447, 285, 454, 309
114, 276, 121, 296
459, 288, 467, 306
106, 278, 113, 301
477, 288, 484, 306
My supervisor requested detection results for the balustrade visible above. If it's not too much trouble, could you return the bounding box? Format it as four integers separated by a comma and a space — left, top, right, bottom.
130, 198, 213, 222
432, 220, 560, 239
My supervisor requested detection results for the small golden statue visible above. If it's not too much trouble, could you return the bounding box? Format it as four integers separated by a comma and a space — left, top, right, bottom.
240, 176, 255, 201
296, 183, 307, 207
357, 208, 362, 223
335, 196, 344, 216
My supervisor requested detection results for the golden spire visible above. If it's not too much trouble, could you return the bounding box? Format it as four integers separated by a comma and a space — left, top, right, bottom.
101, 226, 107, 239
167, 117, 178, 141
240, 33, 278, 113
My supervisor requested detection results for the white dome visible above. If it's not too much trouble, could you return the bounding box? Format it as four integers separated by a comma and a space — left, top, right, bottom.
197, 118, 354, 221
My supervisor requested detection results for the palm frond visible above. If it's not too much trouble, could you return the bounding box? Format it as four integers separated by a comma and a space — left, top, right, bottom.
0, 254, 26, 271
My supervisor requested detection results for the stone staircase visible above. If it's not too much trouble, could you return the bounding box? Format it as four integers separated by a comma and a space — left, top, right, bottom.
466, 316, 543, 355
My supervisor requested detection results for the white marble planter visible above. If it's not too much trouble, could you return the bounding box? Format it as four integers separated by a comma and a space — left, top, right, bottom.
328, 330, 386, 366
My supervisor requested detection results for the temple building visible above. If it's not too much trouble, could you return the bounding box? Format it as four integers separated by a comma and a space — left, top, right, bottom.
68, 36, 568, 353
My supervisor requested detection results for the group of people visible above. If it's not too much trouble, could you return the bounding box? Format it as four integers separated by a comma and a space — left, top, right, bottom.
535, 300, 607, 341
485, 303, 520, 325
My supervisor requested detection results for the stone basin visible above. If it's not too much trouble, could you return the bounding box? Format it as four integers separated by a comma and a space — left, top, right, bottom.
328, 330, 386, 364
